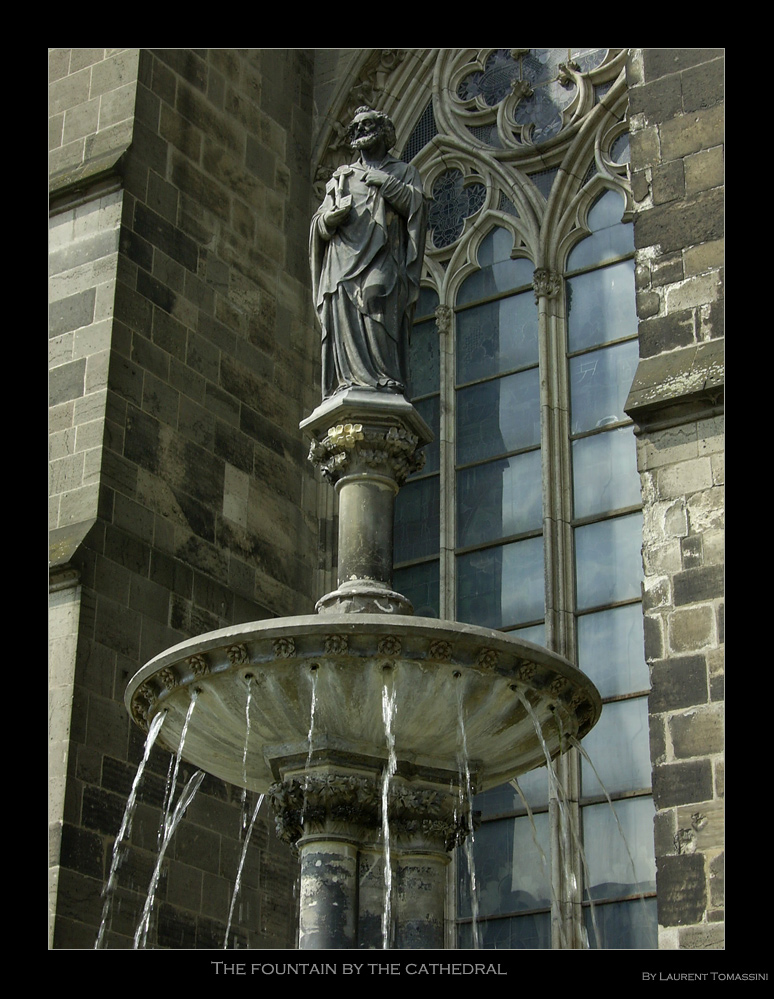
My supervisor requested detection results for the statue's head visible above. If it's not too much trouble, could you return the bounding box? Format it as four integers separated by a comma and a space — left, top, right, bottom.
347, 106, 396, 153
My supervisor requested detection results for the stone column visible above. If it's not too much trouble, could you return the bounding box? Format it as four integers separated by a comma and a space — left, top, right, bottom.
269, 764, 465, 950
300, 388, 433, 615
297, 838, 359, 949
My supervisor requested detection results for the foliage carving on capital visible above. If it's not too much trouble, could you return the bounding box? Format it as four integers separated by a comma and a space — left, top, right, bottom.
532, 268, 562, 301
268, 772, 475, 852
435, 304, 452, 334
309, 423, 426, 486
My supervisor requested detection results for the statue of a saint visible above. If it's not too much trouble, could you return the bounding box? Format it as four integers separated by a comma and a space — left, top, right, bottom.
310, 107, 428, 400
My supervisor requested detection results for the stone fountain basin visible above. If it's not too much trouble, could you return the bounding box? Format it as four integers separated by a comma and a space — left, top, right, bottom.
125, 615, 601, 794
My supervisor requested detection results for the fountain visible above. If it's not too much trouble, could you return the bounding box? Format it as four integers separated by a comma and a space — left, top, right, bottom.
124, 106, 602, 950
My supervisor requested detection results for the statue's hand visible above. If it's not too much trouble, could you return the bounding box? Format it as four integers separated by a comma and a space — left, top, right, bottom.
364, 169, 390, 188
323, 204, 351, 228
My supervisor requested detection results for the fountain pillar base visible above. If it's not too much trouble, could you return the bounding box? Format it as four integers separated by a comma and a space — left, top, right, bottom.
269, 760, 462, 949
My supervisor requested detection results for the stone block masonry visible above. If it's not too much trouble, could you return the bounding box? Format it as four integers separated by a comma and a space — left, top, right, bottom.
49, 49, 321, 949
625, 48, 724, 950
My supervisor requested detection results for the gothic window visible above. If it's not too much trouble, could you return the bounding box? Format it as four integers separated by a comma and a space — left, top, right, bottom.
392, 47, 656, 949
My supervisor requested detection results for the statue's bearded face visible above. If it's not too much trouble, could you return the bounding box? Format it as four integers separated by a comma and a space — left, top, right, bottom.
350, 113, 384, 150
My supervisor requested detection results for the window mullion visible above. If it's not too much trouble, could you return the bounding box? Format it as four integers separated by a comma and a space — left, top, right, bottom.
439, 303, 456, 621
536, 271, 585, 949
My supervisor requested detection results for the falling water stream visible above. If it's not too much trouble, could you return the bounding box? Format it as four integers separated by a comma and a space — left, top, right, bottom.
380, 670, 397, 949
95, 709, 167, 949
224, 792, 265, 948
134, 690, 204, 949
134, 767, 206, 948
455, 678, 480, 949
569, 734, 652, 933
240, 675, 254, 839
515, 692, 602, 948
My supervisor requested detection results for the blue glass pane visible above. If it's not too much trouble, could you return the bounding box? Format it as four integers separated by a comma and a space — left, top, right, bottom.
610, 132, 630, 165
572, 426, 640, 519
567, 259, 638, 352
415, 286, 439, 320
457, 449, 542, 548
585, 897, 658, 949
572, 48, 608, 74
459, 910, 551, 949
478, 226, 519, 266
566, 190, 634, 272
430, 170, 487, 248
458, 812, 552, 918
413, 394, 440, 474
457, 49, 519, 106
393, 560, 439, 618
457, 369, 541, 465
580, 697, 652, 796
394, 475, 439, 563
582, 796, 657, 900
511, 621, 546, 647
570, 339, 639, 434
457, 536, 544, 629
457, 294, 538, 383
458, 257, 534, 305
574, 512, 643, 611
409, 318, 440, 397
474, 765, 549, 818
513, 80, 573, 144
577, 604, 648, 699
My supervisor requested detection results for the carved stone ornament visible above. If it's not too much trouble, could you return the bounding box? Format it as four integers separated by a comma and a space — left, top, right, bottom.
273, 637, 296, 658
309, 422, 426, 486
226, 643, 249, 666
428, 640, 453, 662
159, 668, 177, 691
434, 304, 452, 334
476, 648, 500, 670
268, 771, 473, 853
532, 267, 562, 301
187, 654, 209, 676
324, 634, 349, 655
377, 635, 402, 656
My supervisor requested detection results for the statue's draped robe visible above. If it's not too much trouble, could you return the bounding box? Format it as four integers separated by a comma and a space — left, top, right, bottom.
310, 155, 427, 399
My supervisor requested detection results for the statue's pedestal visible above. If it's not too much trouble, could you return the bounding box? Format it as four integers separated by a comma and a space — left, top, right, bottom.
300, 389, 433, 615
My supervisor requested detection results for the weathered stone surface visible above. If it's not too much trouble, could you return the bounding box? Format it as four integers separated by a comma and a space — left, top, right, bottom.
656, 853, 707, 926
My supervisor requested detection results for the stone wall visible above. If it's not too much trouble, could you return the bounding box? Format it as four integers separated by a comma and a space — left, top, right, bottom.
49, 48, 320, 948
625, 48, 724, 949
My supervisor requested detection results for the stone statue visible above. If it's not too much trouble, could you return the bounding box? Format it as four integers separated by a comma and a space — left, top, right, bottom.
310, 107, 428, 400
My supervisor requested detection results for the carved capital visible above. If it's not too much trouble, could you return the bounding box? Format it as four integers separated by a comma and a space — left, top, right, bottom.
434, 304, 452, 334
532, 268, 562, 302
309, 423, 426, 486
268, 771, 475, 854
